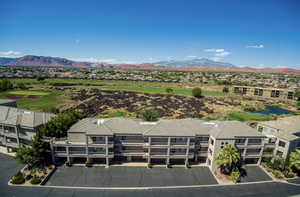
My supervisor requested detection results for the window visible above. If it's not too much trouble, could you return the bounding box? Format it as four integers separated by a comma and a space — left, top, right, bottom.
278, 141, 286, 148
210, 139, 214, 145
235, 139, 246, 144
276, 150, 283, 157
246, 148, 261, 155
268, 138, 276, 144
209, 148, 213, 155
199, 147, 208, 152
288, 92, 294, 100
248, 139, 261, 144
199, 136, 209, 142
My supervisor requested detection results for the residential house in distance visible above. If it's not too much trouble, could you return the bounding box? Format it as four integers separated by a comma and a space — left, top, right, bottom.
256, 116, 300, 160
232, 86, 298, 100
50, 117, 275, 171
0, 106, 54, 152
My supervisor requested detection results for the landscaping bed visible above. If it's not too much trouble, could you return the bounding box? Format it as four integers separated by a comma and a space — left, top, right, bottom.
9, 165, 56, 186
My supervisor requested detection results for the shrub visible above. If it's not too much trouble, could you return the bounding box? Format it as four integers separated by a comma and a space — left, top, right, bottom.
85, 161, 92, 167
284, 171, 295, 178
147, 163, 152, 168
273, 170, 284, 179
11, 171, 25, 184
295, 102, 300, 110
165, 88, 174, 94
166, 164, 172, 168
222, 87, 229, 93
25, 174, 33, 181
185, 163, 191, 168
30, 176, 42, 185
65, 161, 71, 167
229, 168, 241, 183
140, 109, 158, 122
192, 88, 202, 98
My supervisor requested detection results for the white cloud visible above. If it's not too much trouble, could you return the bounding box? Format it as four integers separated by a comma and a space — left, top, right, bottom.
204, 48, 225, 53
215, 51, 232, 57
211, 57, 222, 62
204, 48, 231, 59
246, 44, 264, 48
186, 55, 197, 58
0, 50, 22, 57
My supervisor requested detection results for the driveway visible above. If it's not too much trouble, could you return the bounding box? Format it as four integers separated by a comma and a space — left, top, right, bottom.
46, 166, 218, 187
240, 166, 272, 183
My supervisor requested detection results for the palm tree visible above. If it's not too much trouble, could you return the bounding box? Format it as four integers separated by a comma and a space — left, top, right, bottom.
289, 149, 300, 170
215, 144, 241, 174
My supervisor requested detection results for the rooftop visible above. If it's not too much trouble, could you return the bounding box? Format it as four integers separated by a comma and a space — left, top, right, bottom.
259, 116, 300, 141
67, 117, 264, 138
210, 121, 265, 139
0, 106, 54, 128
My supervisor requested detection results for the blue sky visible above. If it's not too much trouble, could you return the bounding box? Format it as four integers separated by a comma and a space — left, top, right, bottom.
0, 0, 300, 68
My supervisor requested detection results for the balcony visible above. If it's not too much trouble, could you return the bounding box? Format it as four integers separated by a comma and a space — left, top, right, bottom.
4, 132, 17, 138
264, 143, 276, 147
262, 152, 273, 157
247, 143, 263, 147
149, 141, 168, 146
119, 140, 144, 145
245, 152, 261, 157
69, 151, 86, 156
6, 141, 18, 148
19, 134, 32, 141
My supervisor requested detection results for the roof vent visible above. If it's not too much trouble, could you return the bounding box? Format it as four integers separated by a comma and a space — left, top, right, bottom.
97, 119, 105, 126
203, 122, 216, 125
140, 122, 158, 125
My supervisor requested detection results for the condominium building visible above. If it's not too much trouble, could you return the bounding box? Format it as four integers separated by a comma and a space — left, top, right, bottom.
257, 116, 300, 160
232, 86, 298, 100
50, 117, 277, 170
0, 106, 54, 152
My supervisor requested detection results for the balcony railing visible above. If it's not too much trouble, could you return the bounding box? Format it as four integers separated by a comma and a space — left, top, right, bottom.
90, 141, 106, 144
151, 142, 168, 145
69, 151, 86, 154
4, 132, 17, 138
247, 143, 262, 146
120, 140, 144, 144
19, 134, 32, 141
246, 152, 261, 156
6, 142, 18, 148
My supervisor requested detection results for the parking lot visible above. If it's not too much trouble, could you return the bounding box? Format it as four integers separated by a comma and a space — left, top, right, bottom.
240, 166, 272, 183
46, 166, 218, 187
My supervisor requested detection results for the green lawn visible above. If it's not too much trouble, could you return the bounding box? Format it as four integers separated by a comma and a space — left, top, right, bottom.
6, 78, 234, 97
224, 112, 275, 121
0, 90, 66, 112
6, 90, 49, 96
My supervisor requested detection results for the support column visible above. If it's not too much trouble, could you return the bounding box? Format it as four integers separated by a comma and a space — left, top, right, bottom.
86, 135, 89, 162
15, 126, 20, 148
147, 137, 151, 164
185, 138, 190, 166
105, 136, 109, 167
166, 137, 171, 165
66, 146, 70, 163
258, 147, 264, 165
50, 138, 56, 165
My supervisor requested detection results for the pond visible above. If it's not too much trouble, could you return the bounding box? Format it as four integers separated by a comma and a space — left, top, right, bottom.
249, 106, 292, 115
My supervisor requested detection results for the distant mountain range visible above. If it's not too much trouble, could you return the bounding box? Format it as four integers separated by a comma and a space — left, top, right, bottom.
0, 55, 92, 67
0, 55, 300, 75
146, 58, 235, 67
